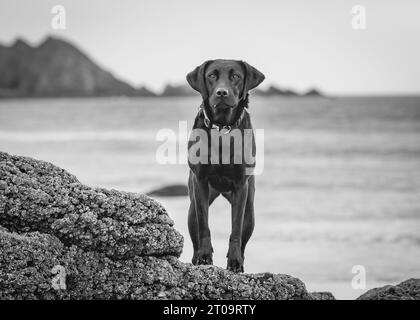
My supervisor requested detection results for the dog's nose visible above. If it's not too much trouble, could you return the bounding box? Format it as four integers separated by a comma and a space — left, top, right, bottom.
215, 88, 229, 97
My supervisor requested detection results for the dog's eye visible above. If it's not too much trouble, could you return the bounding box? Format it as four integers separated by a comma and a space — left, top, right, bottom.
232, 74, 241, 80
208, 74, 217, 79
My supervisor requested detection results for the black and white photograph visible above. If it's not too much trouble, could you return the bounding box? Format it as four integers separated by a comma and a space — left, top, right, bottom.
0, 0, 419, 306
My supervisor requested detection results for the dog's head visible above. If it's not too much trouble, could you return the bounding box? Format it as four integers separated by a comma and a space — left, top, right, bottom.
187, 59, 265, 124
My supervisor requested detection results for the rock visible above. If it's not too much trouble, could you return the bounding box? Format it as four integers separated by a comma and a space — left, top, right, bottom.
310, 292, 336, 300
254, 86, 325, 98
146, 184, 189, 197
302, 88, 323, 97
160, 84, 196, 97
0, 151, 183, 259
0, 226, 312, 299
254, 85, 299, 97
3, 151, 417, 300
0, 151, 315, 299
357, 279, 420, 300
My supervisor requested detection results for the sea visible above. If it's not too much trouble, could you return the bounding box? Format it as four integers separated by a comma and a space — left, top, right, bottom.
1, 95, 419, 299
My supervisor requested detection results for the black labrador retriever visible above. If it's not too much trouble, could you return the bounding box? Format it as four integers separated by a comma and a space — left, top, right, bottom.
186, 59, 265, 272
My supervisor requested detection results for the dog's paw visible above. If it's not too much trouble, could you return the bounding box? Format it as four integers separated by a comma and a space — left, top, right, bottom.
226, 254, 244, 273
194, 247, 213, 265
196, 253, 213, 265
192, 254, 198, 265
194, 239, 213, 265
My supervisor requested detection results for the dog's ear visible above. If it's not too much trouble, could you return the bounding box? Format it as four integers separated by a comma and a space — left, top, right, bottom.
186, 60, 212, 99
241, 61, 265, 99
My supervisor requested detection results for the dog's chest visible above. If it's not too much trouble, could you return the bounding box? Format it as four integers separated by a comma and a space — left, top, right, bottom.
188, 111, 256, 192
188, 129, 255, 164
207, 165, 242, 192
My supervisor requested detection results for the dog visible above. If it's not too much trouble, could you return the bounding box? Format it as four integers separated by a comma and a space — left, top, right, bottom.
186, 59, 265, 272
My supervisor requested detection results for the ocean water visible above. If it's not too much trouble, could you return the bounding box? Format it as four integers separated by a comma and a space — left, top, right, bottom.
1, 96, 419, 299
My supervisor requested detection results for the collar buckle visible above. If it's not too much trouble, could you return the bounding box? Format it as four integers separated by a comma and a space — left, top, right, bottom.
219, 125, 232, 134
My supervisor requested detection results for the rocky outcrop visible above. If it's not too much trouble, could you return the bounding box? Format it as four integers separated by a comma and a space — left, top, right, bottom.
0, 151, 316, 300
1, 151, 418, 300
254, 85, 299, 97
0, 37, 155, 97
160, 84, 196, 97
254, 85, 324, 97
302, 88, 323, 97
1, 227, 313, 299
357, 279, 420, 300
0, 152, 182, 259
146, 184, 189, 197
310, 292, 336, 300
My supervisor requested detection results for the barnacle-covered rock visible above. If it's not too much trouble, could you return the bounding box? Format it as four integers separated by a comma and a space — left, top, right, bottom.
0, 227, 312, 300
357, 279, 420, 300
0, 151, 320, 300
0, 152, 183, 259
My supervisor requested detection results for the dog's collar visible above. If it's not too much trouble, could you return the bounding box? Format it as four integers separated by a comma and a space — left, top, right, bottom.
199, 102, 248, 134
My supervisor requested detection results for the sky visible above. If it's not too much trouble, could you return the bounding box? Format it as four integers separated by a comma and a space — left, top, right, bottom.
0, 0, 419, 95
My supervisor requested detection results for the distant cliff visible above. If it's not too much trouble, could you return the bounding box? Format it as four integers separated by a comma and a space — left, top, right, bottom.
0, 36, 324, 98
254, 85, 323, 97
160, 84, 196, 97
0, 37, 155, 98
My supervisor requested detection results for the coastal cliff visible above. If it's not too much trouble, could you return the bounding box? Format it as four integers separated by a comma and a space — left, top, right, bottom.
0, 36, 323, 98
0, 37, 154, 98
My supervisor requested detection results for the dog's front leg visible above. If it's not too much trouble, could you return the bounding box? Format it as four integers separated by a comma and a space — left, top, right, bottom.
192, 174, 213, 265
227, 180, 249, 273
